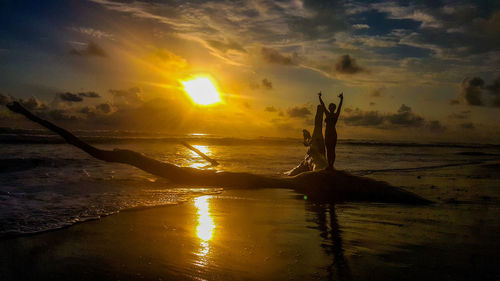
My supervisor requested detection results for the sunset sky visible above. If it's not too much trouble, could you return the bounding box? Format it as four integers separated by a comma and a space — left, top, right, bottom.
1, 0, 499, 142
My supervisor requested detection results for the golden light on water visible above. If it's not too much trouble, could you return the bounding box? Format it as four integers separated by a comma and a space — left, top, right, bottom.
191, 145, 210, 156
194, 196, 215, 241
186, 145, 213, 169
181, 77, 221, 105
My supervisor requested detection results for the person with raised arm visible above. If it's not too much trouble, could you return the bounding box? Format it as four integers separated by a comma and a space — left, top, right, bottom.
318, 91, 343, 170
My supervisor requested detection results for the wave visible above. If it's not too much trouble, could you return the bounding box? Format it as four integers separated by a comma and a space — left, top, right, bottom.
339, 139, 500, 149
354, 161, 485, 176
0, 157, 89, 173
0, 183, 222, 239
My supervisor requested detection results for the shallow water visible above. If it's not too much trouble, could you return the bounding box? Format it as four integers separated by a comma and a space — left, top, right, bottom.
1, 134, 500, 236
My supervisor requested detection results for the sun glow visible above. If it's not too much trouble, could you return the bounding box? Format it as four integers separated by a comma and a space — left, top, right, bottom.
194, 196, 215, 242
181, 77, 221, 105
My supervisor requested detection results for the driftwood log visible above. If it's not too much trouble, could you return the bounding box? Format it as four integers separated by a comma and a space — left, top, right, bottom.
6, 102, 430, 204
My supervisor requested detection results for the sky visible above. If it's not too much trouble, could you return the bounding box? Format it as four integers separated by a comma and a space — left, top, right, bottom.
0, 0, 499, 142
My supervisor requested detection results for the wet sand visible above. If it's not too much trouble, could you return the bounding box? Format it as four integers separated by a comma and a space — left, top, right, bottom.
2, 182, 500, 281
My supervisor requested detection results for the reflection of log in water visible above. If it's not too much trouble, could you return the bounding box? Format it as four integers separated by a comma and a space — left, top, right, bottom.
6, 102, 431, 204
306, 202, 352, 281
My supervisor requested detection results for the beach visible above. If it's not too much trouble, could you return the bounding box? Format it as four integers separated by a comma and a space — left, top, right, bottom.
1, 135, 500, 280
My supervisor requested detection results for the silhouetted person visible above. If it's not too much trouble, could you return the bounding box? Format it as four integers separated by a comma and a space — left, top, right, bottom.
319, 92, 343, 170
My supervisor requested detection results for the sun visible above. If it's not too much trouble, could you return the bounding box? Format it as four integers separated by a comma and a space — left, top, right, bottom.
181, 77, 221, 105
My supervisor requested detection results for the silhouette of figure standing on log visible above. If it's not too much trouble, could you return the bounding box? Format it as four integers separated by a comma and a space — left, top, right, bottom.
319, 91, 343, 170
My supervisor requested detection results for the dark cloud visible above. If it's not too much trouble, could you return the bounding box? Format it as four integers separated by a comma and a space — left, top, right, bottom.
19, 97, 46, 110
110, 87, 143, 106
79, 106, 93, 115
287, 106, 311, 118
486, 77, 500, 95
70, 42, 107, 57
458, 76, 500, 107
343, 110, 384, 126
459, 77, 484, 106
57, 91, 100, 103
58, 92, 83, 102
262, 78, 273, 89
427, 120, 445, 132
343, 104, 439, 131
449, 110, 470, 119
387, 104, 424, 126
287, 0, 349, 39
96, 103, 112, 113
47, 109, 79, 122
335, 54, 364, 74
78, 91, 100, 98
486, 77, 500, 106
261, 47, 296, 65
370, 87, 384, 97
0, 93, 13, 105
460, 122, 475, 129
264, 106, 277, 112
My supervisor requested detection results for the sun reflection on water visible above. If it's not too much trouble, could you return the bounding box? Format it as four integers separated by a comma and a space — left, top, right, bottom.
186, 145, 213, 169
195, 195, 215, 242
194, 196, 215, 265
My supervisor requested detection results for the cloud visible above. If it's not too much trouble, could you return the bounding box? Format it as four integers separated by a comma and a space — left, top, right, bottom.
459, 77, 484, 106
264, 106, 277, 112
287, 106, 311, 118
18, 97, 47, 110
460, 122, 475, 129
458, 77, 500, 107
0, 93, 13, 105
70, 42, 107, 57
343, 110, 385, 126
370, 87, 385, 97
261, 47, 296, 65
352, 24, 369, 29
205, 39, 246, 53
486, 77, 500, 106
262, 78, 273, 89
71, 27, 114, 39
110, 87, 143, 106
427, 120, 445, 132
387, 104, 424, 127
47, 109, 79, 122
58, 92, 83, 102
343, 104, 440, 131
449, 111, 470, 119
335, 54, 364, 74
96, 103, 113, 113
371, 2, 442, 29
78, 91, 100, 98
57, 91, 101, 103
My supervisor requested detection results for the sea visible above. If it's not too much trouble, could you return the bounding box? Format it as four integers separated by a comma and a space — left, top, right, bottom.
1, 127, 499, 238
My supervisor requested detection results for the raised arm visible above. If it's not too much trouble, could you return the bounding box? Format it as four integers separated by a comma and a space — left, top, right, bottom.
335, 92, 343, 117
318, 92, 329, 114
